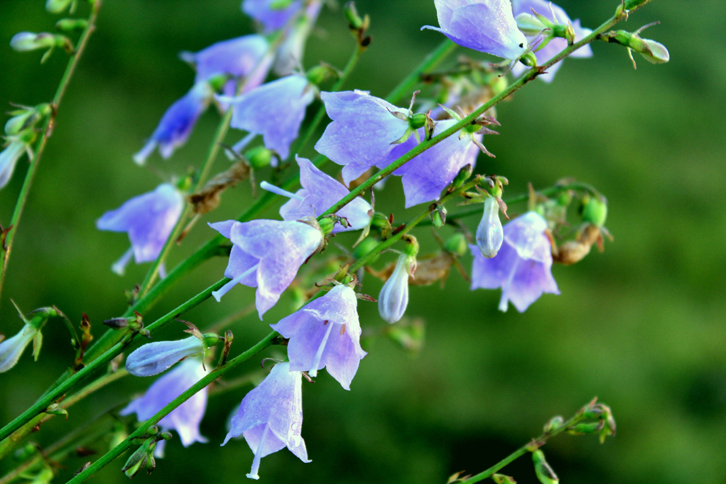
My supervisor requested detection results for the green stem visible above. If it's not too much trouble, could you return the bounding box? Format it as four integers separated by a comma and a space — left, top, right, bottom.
0, 280, 225, 442
66, 332, 279, 484
0, 369, 126, 460
0, 2, 100, 300
386, 39, 456, 103
460, 413, 585, 484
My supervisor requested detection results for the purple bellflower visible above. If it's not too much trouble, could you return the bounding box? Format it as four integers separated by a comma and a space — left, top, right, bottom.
121, 359, 208, 457
0, 140, 27, 190
422, 0, 528, 61
180, 35, 272, 98
96, 183, 184, 276
242, 0, 304, 33
0, 324, 39, 373
314, 90, 418, 186
378, 254, 412, 324
470, 211, 559, 312
512, 0, 592, 82
271, 284, 366, 390
209, 219, 323, 319
133, 81, 214, 165
261, 156, 371, 233
391, 119, 482, 208
222, 362, 310, 480
221, 74, 315, 160
475, 196, 504, 258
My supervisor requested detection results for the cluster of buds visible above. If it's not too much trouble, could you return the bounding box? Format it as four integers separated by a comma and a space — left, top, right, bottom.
1, 103, 50, 190
121, 426, 173, 478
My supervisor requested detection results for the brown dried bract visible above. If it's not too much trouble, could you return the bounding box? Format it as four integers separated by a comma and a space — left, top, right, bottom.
187, 161, 250, 215
553, 224, 604, 265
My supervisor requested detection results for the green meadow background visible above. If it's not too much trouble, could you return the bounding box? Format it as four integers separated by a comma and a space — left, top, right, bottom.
1, 1, 725, 483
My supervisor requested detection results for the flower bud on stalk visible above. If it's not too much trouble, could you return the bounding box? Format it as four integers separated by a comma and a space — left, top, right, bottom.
46, 0, 74, 14
532, 450, 559, 484
0, 303, 60, 373
475, 196, 503, 258
378, 237, 418, 324
125, 332, 221, 377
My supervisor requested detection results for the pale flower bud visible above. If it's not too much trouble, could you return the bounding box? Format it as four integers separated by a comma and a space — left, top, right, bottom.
10, 32, 55, 52
0, 325, 38, 373
637, 38, 669, 64
515, 13, 546, 36
475, 197, 503, 258
378, 253, 413, 324
125, 336, 204, 377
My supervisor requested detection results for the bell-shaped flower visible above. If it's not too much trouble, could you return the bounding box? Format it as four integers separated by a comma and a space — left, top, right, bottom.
263, 156, 371, 233
209, 219, 323, 319
180, 35, 272, 98
378, 253, 415, 324
390, 119, 482, 208
133, 81, 214, 165
422, 0, 528, 61
470, 211, 559, 312
511, 0, 592, 82
242, 0, 304, 33
97, 183, 184, 276
475, 196, 504, 258
222, 362, 310, 480
0, 324, 39, 373
315, 90, 419, 186
0, 140, 28, 190
271, 284, 366, 390
125, 336, 205, 377
121, 359, 208, 457
221, 74, 315, 160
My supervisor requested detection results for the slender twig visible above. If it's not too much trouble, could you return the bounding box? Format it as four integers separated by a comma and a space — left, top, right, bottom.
0, 1, 101, 300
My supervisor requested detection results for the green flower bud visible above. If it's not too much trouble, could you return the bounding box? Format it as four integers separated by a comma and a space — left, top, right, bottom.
581, 195, 608, 227
55, 18, 89, 32
402, 236, 419, 259
543, 415, 565, 433
452, 164, 473, 189
45, 0, 73, 14
444, 233, 468, 257
344, 1, 365, 30
519, 51, 538, 67
532, 450, 559, 484
515, 13, 546, 36
409, 113, 428, 130
353, 237, 380, 263
10, 32, 56, 52
568, 421, 605, 435
306, 65, 329, 86
318, 216, 336, 235
245, 146, 273, 169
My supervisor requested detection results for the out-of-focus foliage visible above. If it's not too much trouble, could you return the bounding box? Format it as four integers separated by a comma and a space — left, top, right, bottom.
0, 1, 725, 484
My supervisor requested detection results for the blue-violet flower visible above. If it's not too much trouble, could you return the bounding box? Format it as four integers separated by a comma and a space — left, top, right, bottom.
271, 284, 366, 390
121, 359, 208, 457
133, 81, 214, 165
222, 362, 310, 480
470, 211, 559, 312
422, 0, 528, 61
209, 219, 323, 319
96, 183, 184, 276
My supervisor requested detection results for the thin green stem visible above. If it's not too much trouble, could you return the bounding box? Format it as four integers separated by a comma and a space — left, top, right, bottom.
66, 331, 279, 484
0, 280, 225, 442
0, 2, 100, 300
386, 39, 456, 103
460, 413, 585, 484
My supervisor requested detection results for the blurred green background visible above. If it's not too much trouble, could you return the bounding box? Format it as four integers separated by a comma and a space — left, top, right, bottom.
1, 0, 725, 483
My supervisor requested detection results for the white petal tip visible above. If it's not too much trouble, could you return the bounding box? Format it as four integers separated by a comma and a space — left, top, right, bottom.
246, 474, 260, 480
211, 291, 223, 302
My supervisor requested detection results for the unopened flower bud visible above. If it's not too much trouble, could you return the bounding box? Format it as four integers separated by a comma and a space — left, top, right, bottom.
353, 237, 380, 263
121, 438, 157, 478
492, 475, 516, 484
568, 421, 605, 435
519, 51, 538, 67
0, 325, 40, 373
4, 104, 49, 135
378, 239, 418, 324
532, 450, 559, 484
55, 18, 89, 32
245, 146, 272, 169
306, 65, 330, 86
475, 197, 503, 258
636, 38, 669, 64
10, 32, 55, 52
371, 212, 391, 230
45, 0, 73, 14
409, 112, 428, 130
444, 233, 468, 257
344, 2, 365, 30
318, 216, 336, 235
430, 207, 446, 228
125, 336, 204, 377
581, 195, 608, 227
543, 415, 565, 433
452, 164, 473, 189
515, 13, 546, 36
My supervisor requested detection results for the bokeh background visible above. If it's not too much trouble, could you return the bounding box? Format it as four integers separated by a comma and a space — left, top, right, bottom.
1, 1, 725, 483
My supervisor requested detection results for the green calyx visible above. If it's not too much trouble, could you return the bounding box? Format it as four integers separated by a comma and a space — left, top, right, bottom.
581, 195, 608, 227
245, 146, 273, 169
519, 51, 538, 67
402, 235, 419, 259
409, 113, 427, 130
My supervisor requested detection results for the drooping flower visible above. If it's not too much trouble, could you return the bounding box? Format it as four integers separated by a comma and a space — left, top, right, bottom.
273, 0, 322, 75
221, 74, 315, 160
180, 35, 272, 98
222, 362, 310, 480
0, 324, 39, 373
470, 211, 559, 312
96, 183, 184, 276
512, 0, 592, 82
121, 359, 209, 457
0, 140, 27, 190
272, 284, 366, 390
264, 156, 371, 233
242, 0, 304, 33
125, 336, 205, 377
390, 119, 482, 208
422, 0, 528, 61
133, 81, 214, 165
475, 196, 504, 258
314, 90, 418, 186
209, 219, 323, 319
